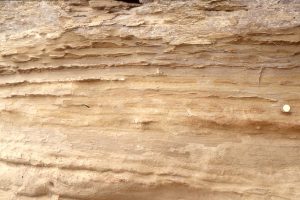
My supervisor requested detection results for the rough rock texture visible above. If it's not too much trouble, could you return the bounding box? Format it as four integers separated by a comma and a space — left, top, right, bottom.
0, 0, 300, 199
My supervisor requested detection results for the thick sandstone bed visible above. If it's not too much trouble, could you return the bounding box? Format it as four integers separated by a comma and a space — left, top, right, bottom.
0, 0, 299, 199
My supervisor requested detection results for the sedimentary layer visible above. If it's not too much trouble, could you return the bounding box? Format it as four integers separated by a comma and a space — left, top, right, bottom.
0, 0, 299, 199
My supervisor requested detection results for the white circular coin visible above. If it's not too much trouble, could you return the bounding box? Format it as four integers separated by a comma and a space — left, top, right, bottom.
282, 104, 291, 113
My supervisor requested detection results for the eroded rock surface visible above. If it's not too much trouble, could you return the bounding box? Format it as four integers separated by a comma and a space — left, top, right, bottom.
0, 0, 299, 199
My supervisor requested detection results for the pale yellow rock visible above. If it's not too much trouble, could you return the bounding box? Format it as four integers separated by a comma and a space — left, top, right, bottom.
0, 0, 299, 200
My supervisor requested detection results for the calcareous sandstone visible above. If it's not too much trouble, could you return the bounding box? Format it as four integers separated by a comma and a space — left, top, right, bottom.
0, 0, 299, 199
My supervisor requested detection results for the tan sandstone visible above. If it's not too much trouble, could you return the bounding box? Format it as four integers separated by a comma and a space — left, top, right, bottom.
0, 0, 299, 199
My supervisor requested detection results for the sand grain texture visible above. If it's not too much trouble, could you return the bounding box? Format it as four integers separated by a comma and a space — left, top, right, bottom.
0, 0, 299, 199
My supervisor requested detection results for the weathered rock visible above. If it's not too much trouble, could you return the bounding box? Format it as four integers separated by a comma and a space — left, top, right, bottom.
0, 0, 299, 199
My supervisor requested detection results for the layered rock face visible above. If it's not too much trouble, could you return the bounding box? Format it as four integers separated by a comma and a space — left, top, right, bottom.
0, 0, 299, 199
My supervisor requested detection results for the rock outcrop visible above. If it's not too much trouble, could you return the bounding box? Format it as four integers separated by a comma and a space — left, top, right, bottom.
0, 0, 299, 199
